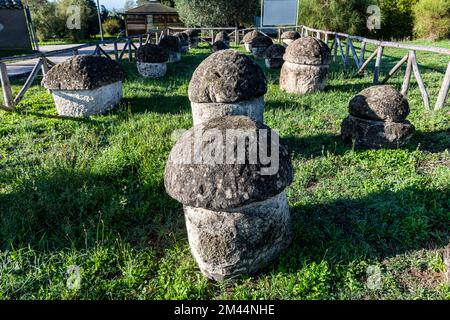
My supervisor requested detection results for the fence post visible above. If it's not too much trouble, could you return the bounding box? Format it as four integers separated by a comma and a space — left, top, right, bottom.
435, 62, 450, 110
0, 62, 15, 111
373, 46, 384, 84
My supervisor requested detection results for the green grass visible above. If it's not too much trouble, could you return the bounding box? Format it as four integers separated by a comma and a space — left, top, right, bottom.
0, 41, 449, 300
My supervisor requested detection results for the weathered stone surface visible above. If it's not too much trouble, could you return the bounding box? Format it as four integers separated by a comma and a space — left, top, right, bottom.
174, 32, 190, 53
164, 116, 294, 210
251, 36, 273, 58
159, 35, 181, 53
280, 61, 329, 94
266, 58, 284, 69
265, 44, 286, 59
184, 192, 292, 281
341, 115, 415, 148
349, 85, 410, 122
136, 44, 168, 63
51, 81, 122, 117
185, 29, 200, 48
281, 31, 300, 40
212, 40, 229, 52
188, 49, 267, 103
215, 31, 230, 46
191, 96, 264, 125
284, 36, 331, 65
42, 55, 125, 90
243, 30, 262, 44
136, 62, 167, 78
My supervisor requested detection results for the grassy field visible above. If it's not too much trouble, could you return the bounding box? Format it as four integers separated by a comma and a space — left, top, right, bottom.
0, 41, 449, 300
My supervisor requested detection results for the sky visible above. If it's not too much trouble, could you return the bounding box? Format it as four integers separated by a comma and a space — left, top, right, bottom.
97, 0, 128, 10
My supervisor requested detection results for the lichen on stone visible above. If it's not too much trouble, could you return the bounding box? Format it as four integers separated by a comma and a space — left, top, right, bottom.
281, 31, 300, 40
283, 36, 331, 65
136, 44, 169, 63
159, 35, 181, 53
42, 55, 125, 91
188, 49, 267, 103
265, 44, 286, 58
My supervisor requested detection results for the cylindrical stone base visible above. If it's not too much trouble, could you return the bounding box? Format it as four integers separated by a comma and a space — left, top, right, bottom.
191, 96, 264, 126
184, 192, 292, 281
136, 61, 167, 78
251, 46, 269, 58
341, 115, 415, 149
280, 61, 329, 94
168, 52, 181, 63
51, 81, 122, 117
265, 58, 284, 69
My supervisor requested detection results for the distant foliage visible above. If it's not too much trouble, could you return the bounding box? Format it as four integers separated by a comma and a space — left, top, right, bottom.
174, 0, 259, 27
103, 18, 122, 36
413, 0, 450, 40
28, 0, 101, 41
375, 0, 418, 40
298, 0, 373, 36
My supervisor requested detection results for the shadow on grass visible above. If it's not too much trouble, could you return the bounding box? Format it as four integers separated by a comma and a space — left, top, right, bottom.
121, 94, 191, 115
283, 185, 450, 269
0, 168, 185, 254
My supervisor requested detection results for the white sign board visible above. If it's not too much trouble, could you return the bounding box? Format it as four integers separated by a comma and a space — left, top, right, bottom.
262, 0, 299, 26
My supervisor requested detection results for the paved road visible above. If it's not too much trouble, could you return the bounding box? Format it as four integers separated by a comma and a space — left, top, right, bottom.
6, 43, 127, 77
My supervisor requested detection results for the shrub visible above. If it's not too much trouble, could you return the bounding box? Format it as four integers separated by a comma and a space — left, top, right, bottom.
413, 0, 450, 40
103, 18, 122, 36
375, 0, 418, 40
298, 0, 373, 36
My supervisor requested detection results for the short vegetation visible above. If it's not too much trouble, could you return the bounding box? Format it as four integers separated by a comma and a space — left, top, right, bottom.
0, 41, 449, 299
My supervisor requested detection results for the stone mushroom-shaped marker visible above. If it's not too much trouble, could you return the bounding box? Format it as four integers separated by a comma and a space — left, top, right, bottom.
243, 30, 262, 52
188, 49, 267, 126
42, 55, 124, 117
341, 85, 415, 148
185, 29, 200, 48
174, 32, 190, 53
281, 31, 300, 47
159, 35, 182, 63
251, 35, 273, 58
265, 44, 286, 69
280, 36, 331, 94
136, 44, 169, 78
212, 40, 229, 52
214, 31, 230, 47
164, 116, 294, 280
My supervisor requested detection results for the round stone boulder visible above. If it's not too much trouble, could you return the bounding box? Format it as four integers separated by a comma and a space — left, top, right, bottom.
243, 30, 262, 52
251, 35, 273, 58
188, 49, 267, 125
42, 55, 124, 117
174, 32, 190, 53
349, 85, 410, 122
341, 115, 415, 149
164, 116, 294, 280
265, 44, 286, 69
281, 31, 300, 47
136, 44, 169, 78
214, 31, 230, 47
212, 40, 229, 52
185, 29, 200, 48
280, 36, 331, 94
159, 35, 181, 63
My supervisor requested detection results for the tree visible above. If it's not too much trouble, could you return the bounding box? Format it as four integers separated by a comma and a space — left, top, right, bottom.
123, 0, 136, 11
174, 0, 259, 27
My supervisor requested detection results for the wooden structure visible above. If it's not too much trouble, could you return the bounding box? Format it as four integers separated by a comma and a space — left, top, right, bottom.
0, 0, 35, 51
124, 1, 183, 35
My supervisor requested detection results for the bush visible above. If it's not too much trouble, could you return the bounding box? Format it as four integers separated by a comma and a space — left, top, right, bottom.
103, 18, 122, 36
375, 0, 418, 40
174, 0, 259, 27
413, 0, 450, 40
298, 0, 373, 36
